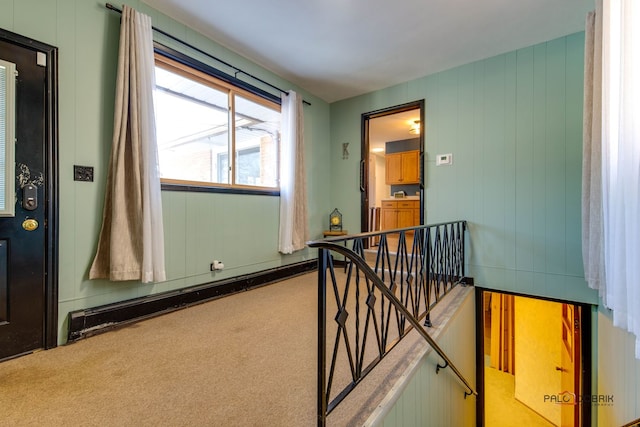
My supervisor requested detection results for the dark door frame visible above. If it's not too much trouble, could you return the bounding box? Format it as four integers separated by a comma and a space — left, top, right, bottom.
474, 287, 593, 427
1, 28, 59, 352
360, 100, 425, 235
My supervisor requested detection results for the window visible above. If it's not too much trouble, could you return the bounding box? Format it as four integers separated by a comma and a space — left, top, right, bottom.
154, 53, 280, 192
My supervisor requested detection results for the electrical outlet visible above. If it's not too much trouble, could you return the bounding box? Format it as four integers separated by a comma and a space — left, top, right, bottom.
74, 165, 94, 182
210, 260, 225, 271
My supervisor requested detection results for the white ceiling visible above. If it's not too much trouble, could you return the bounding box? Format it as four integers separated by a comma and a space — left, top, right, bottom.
369, 109, 421, 154
142, 0, 594, 103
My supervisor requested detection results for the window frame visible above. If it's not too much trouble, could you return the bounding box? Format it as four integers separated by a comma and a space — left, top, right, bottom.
154, 44, 281, 196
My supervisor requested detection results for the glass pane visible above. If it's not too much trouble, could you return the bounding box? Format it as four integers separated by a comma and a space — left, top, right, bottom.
154, 66, 230, 184
0, 64, 6, 211
0, 59, 16, 217
234, 95, 280, 187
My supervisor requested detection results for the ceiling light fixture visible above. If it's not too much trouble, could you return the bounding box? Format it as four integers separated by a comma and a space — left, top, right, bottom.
409, 120, 421, 135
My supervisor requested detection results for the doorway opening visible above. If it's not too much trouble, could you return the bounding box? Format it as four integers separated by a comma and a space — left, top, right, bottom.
360, 100, 424, 241
476, 289, 592, 427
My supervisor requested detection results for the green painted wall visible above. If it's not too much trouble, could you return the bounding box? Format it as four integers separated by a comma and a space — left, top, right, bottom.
330, 32, 598, 306
0, 0, 331, 344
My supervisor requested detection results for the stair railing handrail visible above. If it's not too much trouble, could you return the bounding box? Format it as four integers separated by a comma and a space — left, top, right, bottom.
318, 219, 469, 243
621, 416, 640, 427
308, 232, 477, 426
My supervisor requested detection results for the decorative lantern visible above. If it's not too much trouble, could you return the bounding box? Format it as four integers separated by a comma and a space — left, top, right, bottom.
329, 208, 343, 231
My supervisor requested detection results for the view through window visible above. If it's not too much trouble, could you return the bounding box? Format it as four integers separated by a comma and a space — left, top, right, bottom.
154, 55, 280, 190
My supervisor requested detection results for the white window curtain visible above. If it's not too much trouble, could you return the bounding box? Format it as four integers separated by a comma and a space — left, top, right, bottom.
583, 0, 640, 358
278, 90, 308, 254
90, 5, 166, 283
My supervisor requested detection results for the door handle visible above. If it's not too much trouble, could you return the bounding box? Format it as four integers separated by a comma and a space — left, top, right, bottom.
555, 366, 568, 372
22, 184, 37, 211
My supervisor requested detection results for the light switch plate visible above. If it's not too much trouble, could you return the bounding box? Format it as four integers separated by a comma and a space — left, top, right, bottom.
74, 165, 94, 182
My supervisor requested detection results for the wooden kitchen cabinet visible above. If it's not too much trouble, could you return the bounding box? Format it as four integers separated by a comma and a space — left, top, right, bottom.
385, 150, 420, 184
380, 200, 420, 231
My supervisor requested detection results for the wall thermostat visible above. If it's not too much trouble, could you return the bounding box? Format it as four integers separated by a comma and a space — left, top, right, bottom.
436, 153, 453, 166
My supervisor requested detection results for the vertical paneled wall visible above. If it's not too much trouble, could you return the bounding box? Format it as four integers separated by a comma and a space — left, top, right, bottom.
0, 0, 331, 343
597, 309, 640, 426
375, 290, 476, 427
330, 33, 598, 306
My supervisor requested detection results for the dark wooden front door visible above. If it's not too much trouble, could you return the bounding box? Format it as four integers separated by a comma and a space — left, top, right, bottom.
0, 29, 58, 361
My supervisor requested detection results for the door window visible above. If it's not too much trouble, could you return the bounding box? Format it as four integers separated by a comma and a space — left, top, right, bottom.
0, 59, 16, 217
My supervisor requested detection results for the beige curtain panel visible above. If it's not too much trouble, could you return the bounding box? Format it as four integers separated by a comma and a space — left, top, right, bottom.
278, 90, 308, 254
582, 6, 604, 294
90, 6, 166, 283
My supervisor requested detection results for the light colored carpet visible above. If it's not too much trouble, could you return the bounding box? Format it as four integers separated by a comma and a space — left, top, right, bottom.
1, 273, 318, 427
484, 367, 555, 427
0, 271, 471, 427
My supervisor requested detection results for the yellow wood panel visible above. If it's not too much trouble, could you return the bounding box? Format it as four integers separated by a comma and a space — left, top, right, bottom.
401, 150, 420, 183
385, 154, 403, 184
380, 200, 419, 230
397, 200, 419, 209
380, 207, 398, 230
385, 150, 420, 184
397, 209, 415, 228
381, 200, 397, 209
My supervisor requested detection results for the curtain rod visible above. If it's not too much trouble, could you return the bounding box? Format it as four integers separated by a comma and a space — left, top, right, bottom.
105, 3, 311, 106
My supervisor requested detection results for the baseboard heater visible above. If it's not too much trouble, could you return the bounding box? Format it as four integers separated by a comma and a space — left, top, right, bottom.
67, 260, 317, 343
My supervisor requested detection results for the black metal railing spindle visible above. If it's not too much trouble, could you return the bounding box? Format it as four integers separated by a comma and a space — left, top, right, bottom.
309, 220, 474, 427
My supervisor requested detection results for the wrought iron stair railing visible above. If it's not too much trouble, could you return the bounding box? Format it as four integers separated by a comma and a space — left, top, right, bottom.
307, 220, 476, 426
622, 417, 640, 427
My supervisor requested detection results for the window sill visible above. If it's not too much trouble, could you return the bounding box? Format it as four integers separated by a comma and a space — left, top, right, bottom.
161, 182, 280, 196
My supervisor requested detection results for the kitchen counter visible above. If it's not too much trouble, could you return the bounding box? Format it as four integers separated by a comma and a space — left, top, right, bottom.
381, 195, 420, 201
